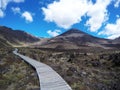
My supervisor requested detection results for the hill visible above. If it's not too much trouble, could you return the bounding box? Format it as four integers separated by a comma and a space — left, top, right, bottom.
0, 26, 40, 47
112, 37, 120, 44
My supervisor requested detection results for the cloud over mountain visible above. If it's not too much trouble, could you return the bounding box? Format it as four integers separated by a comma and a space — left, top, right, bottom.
99, 18, 120, 39
42, 0, 111, 32
86, 0, 111, 32
42, 0, 90, 29
47, 29, 61, 37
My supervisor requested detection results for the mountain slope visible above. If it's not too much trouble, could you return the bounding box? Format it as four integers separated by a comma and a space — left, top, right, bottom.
0, 38, 11, 47
41, 29, 111, 49
112, 37, 120, 44
0, 26, 40, 47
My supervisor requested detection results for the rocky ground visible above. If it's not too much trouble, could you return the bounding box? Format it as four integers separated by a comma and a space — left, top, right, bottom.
18, 48, 120, 90
0, 48, 39, 90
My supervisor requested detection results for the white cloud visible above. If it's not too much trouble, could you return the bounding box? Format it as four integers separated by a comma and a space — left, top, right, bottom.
47, 29, 61, 37
42, 0, 112, 31
11, 7, 34, 23
11, 7, 21, 14
114, 0, 120, 8
42, 0, 92, 29
0, 0, 9, 10
22, 11, 33, 23
86, 0, 111, 32
0, 0, 24, 18
0, 9, 4, 17
107, 34, 120, 39
0, 0, 9, 17
13, 0, 24, 3
98, 18, 120, 39
116, 15, 120, 18
0, 0, 24, 10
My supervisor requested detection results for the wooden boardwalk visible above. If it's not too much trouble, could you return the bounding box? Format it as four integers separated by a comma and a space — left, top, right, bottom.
13, 49, 72, 90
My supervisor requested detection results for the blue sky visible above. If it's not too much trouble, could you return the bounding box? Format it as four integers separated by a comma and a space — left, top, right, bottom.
0, 0, 120, 39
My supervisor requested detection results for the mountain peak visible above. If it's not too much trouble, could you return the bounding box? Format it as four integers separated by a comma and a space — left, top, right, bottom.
59, 28, 86, 37
66, 28, 85, 33
68, 28, 82, 32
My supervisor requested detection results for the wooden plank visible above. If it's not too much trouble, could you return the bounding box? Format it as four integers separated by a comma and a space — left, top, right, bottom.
13, 49, 72, 90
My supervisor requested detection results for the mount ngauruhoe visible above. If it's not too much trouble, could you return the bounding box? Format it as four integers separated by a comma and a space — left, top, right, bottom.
39, 29, 120, 49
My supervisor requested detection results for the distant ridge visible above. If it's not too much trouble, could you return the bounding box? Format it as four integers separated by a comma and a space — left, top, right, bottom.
0, 26, 40, 47
113, 37, 120, 44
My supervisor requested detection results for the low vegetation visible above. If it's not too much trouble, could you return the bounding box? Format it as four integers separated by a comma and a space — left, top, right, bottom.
0, 48, 39, 90
1, 47, 120, 90
18, 48, 120, 90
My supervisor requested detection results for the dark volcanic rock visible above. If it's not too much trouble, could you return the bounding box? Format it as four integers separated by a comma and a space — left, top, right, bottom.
109, 53, 120, 66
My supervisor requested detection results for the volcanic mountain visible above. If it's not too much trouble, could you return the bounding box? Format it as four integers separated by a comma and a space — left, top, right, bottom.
0, 26, 40, 47
40, 29, 111, 49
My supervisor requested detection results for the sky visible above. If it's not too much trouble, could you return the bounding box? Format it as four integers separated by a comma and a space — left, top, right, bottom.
0, 0, 120, 39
